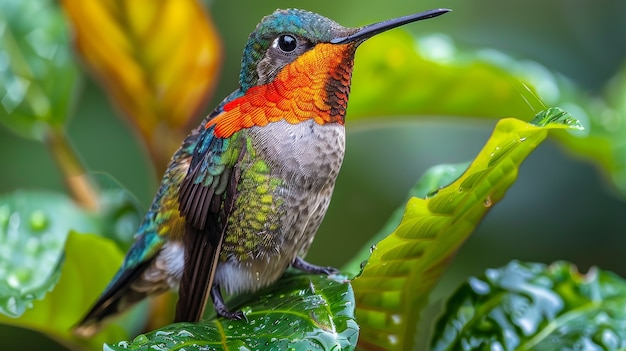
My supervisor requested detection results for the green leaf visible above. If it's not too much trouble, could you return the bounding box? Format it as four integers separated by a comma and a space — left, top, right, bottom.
0, 0, 78, 141
0, 191, 90, 317
350, 31, 626, 197
552, 62, 626, 195
107, 273, 358, 351
0, 188, 145, 349
351, 108, 581, 351
342, 161, 470, 277
0, 231, 129, 350
431, 260, 626, 351
349, 31, 545, 122
0, 186, 142, 318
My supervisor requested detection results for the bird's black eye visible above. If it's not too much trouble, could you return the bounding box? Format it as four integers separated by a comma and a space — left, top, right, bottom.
277, 34, 297, 52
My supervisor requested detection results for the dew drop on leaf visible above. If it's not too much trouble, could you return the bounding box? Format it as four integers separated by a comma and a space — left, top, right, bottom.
29, 210, 48, 232
484, 197, 492, 207
176, 330, 194, 338
391, 314, 402, 325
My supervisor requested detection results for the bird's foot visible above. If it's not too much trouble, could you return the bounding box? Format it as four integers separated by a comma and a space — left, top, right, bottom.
211, 285, 247, 321
292, 256, 339, 276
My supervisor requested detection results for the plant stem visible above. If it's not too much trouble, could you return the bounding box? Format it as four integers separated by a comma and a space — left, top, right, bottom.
46, 128, 99, 211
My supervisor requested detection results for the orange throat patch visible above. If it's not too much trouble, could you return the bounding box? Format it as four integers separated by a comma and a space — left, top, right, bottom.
207, 43, 355, 138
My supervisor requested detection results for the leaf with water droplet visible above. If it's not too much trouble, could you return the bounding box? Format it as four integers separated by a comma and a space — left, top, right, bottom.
348, 110, 582, 351
0, 0, 78, 141
0, 188, 144, 349
0, 229, 131, 350
431, 261, 626, 351
106, 273, 358, 351
0, 191, 87, 317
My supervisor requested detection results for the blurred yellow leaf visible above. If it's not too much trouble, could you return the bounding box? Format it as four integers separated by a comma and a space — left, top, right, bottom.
61, 0, 222, 173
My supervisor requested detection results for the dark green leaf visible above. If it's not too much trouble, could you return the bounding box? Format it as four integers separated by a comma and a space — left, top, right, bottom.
351, 108, 581, 351
431, 260, 626, 351
0, 0, 78, 140
107, 274, 358, 351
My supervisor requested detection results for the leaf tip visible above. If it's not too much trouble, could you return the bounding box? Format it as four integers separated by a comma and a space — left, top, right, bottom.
530, 107, 584, 130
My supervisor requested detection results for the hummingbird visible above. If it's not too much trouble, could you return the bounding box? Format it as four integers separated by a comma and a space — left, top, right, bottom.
74, 7, 450, 337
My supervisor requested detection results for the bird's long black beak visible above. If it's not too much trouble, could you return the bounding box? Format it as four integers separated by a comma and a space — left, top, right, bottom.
330, 8, 451, 44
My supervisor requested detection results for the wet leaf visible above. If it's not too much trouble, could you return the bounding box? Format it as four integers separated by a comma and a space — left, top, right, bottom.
0, 0, 78, 140
431, 261, 626, 351
0, 187, 145, 349
0, 191, 91, 317
106, 273, 358, 351
61, 0, 222, 172
351, 108, 581, 351
0, 231, 132, 351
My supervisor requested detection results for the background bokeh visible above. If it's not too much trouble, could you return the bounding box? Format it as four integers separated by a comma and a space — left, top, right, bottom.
0, 0, 625, 349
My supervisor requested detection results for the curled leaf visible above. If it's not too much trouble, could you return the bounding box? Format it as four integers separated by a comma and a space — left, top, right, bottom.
351, 108, 580, 350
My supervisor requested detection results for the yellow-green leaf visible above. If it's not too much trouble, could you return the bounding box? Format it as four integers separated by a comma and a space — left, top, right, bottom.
351, 108, 582, 351
61, 0, 222, 172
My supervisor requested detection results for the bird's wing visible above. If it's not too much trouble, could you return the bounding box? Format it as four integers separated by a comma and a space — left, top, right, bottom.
175, 123, 244, 322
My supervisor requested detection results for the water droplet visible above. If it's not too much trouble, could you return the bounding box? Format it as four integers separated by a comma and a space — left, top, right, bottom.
519, 137, 527, 142
484, 197, 492, 207
134, 334, 149, 343
29, 210, 48, 232
388, 334, 398, 345
8, 212, 21, 239
6, 273, 21, 288
176, 330, 194, 338
1, 75, 30, 114
369, 244, 376, 253
391, 314, 402, 325
4, 296, 18, 317
116, 341, 129, 348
